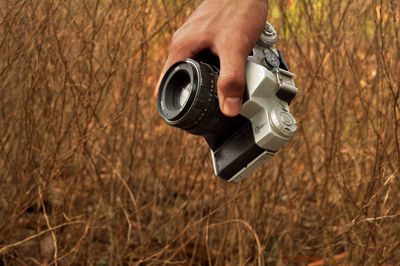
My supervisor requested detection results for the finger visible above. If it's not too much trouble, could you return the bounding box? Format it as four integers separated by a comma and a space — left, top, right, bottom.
216, 47, 248, 117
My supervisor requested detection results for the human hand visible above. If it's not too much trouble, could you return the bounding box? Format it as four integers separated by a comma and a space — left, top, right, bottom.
154, 0, 268, 117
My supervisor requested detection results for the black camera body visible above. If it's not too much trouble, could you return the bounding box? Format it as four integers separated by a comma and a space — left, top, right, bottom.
157, 22, 297, 182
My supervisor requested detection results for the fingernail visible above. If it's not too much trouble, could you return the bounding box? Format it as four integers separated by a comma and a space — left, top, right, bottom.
223, 97, 241, 116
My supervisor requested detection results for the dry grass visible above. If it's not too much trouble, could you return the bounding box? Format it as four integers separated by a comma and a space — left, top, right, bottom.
0, 0, 399, 265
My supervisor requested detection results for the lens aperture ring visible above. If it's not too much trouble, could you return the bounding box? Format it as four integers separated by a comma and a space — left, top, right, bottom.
180, 62, 219, 133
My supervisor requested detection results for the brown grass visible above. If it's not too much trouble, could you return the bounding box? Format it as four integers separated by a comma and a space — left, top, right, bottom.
0, 0, 399, 265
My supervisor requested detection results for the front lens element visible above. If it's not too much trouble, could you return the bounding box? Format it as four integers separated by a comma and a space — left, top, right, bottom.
166, 69, 191, 111
178, 83, 192, 108
157, 63, 195, 122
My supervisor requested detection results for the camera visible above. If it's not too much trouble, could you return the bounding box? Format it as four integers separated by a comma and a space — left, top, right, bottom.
157, 21, 298, 183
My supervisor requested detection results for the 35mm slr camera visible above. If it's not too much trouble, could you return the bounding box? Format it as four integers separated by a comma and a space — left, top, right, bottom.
157, 22, 298, 183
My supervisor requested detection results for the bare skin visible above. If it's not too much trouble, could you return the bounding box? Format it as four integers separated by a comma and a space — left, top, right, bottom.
155, 0, 269, 117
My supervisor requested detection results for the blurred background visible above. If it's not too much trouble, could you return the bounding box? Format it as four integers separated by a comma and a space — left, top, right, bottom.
0, 0, 399, 264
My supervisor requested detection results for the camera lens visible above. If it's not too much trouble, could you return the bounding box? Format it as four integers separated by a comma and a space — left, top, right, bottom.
157, 59, 226, 135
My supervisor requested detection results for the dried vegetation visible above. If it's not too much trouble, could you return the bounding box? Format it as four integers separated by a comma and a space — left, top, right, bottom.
0, 0, 399, 265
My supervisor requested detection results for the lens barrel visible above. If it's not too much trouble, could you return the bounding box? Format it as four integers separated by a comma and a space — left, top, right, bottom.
157, 59, 227, 135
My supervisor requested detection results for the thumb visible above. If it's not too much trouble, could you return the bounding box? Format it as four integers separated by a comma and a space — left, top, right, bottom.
217, 48, 247, 117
